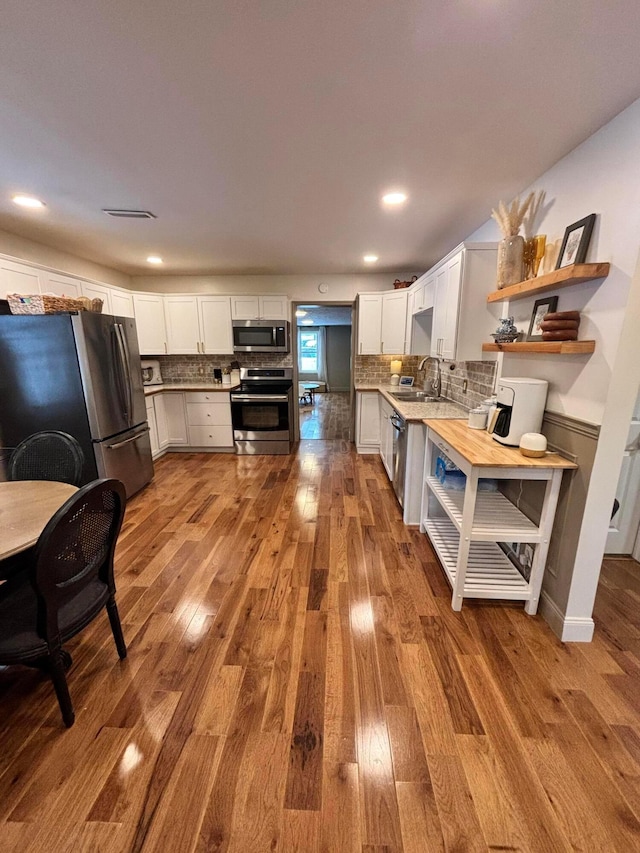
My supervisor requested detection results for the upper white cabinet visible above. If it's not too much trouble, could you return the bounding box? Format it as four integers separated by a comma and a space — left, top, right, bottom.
381, 291, 407, 354
43, 272, 81, 299
110, 288, 135, 317
81, 281, 112, 314
357, 294, 383, 355
231, 294, 288, 320
133, 293, 167, 355
0, 259, 45, 298
357, 291, 407, 355
165, 295, 233, 355
428, 244, 498, 361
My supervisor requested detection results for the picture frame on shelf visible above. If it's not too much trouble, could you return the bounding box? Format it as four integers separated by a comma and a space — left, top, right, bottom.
556, 213, 596, 269
527, 296, 558, 341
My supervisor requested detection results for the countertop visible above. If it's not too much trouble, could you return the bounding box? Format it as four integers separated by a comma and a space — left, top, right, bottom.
355, 383, 468, 423
424, 418, 578, 469
144, 383, 240, 397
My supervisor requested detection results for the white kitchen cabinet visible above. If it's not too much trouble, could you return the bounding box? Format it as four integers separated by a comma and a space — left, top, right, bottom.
199, 296, 233, 353
165, 295, 233, 355
231, 294, 288, 320
110, 288, 135, 318
43, 272, 81, 299
146, 398, 159, 458
133, 293, 167, 355
81, 281, 112, 314
379, 396, 394, 479
0, 259, 45, 298
154, 394, 169, 451
427, 243, 498, 362
185, 391, 233, 447
381, 291, 407, 354
164, 393, 189, 445
356, 391, 380, 452
357, 294, 383, 355
165, 296, 201, 354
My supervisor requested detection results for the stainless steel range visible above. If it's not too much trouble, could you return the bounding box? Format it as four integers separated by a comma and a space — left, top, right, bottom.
230, 368, 294, 455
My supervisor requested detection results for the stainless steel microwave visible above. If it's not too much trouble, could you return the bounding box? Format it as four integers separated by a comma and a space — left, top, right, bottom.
232, 320, 290, 353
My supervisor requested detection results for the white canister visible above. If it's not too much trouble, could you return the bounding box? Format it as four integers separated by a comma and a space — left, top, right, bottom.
468, 407, 488, 430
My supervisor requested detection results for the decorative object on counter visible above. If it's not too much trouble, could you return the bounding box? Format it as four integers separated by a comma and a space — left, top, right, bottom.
527, 295, 558, 341
556, 213, 596, 268
468, 406, 489, 430
490, 316, 521, 343
213, 368, 222, 383
491, 193, 534, 289
222, 367, 231, 386
393, 275, 418, 289
390, 358, 402, 386
519, 432, 548, 458
399, 375, 414, 387
539, 309, 581, 342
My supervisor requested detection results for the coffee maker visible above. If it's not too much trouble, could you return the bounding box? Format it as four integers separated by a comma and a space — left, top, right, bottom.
488, 377, 548, 446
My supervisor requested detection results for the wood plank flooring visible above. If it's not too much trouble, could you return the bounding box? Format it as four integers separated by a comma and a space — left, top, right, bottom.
1, 442, 639, 852
299, 392, 351, 440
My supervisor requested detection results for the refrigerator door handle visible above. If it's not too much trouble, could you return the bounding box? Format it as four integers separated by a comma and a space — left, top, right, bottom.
114, 323, 133, 426
107, 426, 150, 450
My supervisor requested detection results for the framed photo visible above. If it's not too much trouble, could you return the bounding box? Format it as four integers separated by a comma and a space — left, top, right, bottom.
399, 375, 414, 387
527, 296, 558, 341
556, 213, 596, 269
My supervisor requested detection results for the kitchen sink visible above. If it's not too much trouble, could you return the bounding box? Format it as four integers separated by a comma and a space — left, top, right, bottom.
390, 391, 441, 403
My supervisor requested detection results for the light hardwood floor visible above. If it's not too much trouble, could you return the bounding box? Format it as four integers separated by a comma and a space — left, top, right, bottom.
0, 443, 639, 852
299, 392, 351, 440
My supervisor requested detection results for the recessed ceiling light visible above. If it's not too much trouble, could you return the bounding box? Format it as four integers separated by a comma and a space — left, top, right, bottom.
382, 191, 407, 206
301, 319, 314, 325
295, 309, 308, 317
363, 254, 379, 263
12, 194, 45, 209
146, 256, 163, 264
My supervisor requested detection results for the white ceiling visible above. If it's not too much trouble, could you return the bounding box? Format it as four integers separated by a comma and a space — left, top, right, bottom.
296, 305, 352, 326
1, 1, 640, 276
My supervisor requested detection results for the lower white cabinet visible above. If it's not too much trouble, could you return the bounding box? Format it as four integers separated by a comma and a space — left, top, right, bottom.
379, 396, 394, 478
185, 392, 233, 447
146, 399, 159, 458
164, 393, 189, 445
154, 394, 169, 451
356, 392, 380, 452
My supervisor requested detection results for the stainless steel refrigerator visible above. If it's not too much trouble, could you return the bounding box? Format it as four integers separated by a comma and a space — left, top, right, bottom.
0, 311, 153, 497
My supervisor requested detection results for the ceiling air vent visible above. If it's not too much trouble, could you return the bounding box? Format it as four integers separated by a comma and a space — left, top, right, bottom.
102, 209, 157, 219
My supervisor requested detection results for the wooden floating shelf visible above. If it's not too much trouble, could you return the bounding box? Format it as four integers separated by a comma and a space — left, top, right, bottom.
486, 262, 610, 303
482, 340, 596, 354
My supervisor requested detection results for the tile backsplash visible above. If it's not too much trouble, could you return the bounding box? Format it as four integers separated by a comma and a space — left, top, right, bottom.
157, 352, 292, 382
424, 359, 497, 409
354, 355, 423, 385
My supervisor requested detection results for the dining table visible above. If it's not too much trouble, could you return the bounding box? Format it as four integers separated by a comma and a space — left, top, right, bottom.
0, 480, 78, 563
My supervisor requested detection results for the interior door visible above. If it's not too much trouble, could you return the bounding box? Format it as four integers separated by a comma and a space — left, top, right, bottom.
606, 390, 640, 553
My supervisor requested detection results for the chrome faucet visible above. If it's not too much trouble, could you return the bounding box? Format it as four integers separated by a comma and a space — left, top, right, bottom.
418, 355, 441, 398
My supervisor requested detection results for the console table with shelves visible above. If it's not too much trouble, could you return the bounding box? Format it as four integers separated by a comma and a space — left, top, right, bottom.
421, 419, 577, 614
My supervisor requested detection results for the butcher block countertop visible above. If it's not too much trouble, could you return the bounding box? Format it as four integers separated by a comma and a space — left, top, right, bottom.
424, 418, 578, 469
144, 383, 240, 397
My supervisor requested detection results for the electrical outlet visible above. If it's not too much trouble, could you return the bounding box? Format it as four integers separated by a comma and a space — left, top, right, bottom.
198, 366, 205, 376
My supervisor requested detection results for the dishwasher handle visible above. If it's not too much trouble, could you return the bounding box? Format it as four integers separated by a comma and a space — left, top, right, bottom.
390, 414, 406, 432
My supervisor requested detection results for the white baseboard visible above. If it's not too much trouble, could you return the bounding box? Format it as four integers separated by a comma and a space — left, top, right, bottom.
356, 445, 380, 454
539, 591, 595, 642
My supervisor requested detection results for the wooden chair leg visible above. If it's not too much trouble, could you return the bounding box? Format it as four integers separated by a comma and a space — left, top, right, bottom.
48, 649, 75, 727
107, 597, 127, 660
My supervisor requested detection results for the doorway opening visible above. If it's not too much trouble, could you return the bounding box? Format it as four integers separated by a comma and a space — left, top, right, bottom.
292, 302, 354, 441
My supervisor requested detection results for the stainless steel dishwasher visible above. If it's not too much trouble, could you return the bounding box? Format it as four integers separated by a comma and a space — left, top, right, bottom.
390, 411, 407, 507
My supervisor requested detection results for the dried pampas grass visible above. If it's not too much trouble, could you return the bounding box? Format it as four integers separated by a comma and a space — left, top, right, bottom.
491, 193, 534, 238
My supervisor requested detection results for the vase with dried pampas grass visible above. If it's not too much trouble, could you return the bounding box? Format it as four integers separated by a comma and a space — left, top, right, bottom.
491, 193, 534, 288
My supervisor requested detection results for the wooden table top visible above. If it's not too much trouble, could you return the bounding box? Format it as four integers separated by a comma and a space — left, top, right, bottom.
424, 418, 578, 469
0, 481, 78, 560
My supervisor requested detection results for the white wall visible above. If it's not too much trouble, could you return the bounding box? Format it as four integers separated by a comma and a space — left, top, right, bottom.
0, 228, 131, 290
131, 272, 410, 301
467, 97, 640, 639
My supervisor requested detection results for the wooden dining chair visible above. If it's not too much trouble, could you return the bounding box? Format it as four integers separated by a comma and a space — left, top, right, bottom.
8, 430, 84, 486
0, 478, 127, 727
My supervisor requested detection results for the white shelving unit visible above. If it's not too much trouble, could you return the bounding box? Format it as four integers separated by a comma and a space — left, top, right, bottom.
421, 421, 576, 615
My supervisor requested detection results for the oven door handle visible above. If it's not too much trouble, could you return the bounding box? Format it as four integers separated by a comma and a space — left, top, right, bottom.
231, 394, 290, 402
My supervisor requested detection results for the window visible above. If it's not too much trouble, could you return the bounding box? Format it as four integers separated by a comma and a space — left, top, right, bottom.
299, 329, 319, 372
